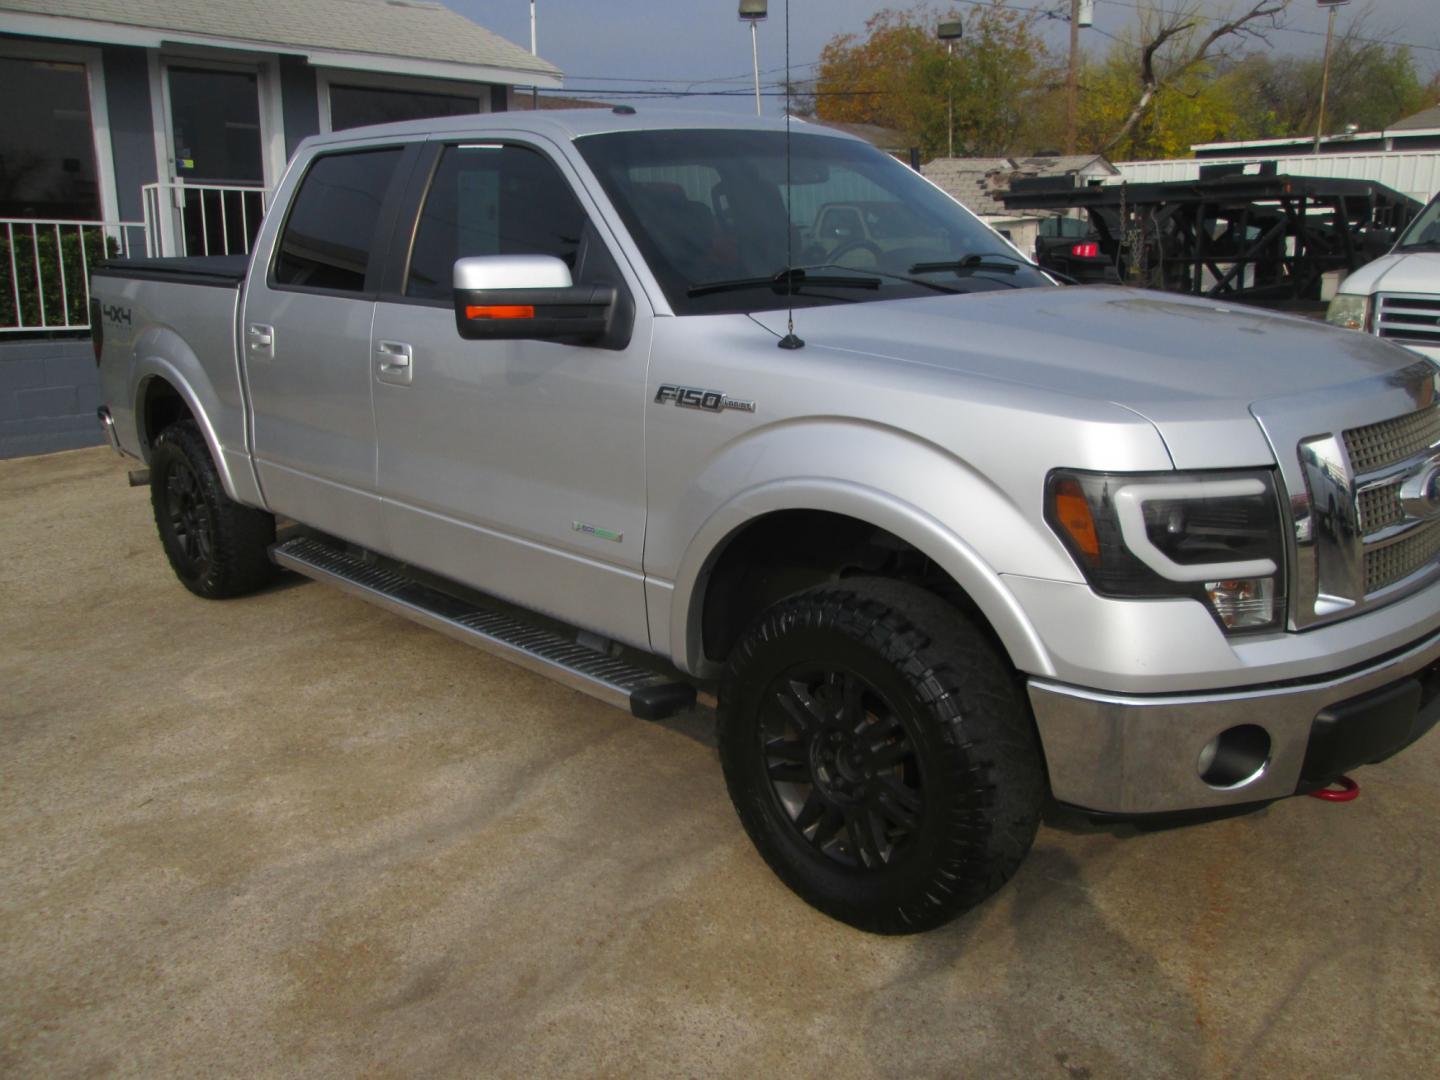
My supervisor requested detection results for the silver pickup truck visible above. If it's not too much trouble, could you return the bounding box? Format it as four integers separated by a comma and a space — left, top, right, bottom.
92, 110, 1440, 934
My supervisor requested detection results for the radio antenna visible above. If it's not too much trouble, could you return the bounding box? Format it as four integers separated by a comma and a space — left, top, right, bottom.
777, 0, 804, 350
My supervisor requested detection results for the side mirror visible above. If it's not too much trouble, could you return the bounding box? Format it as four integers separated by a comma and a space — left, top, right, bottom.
452, 255, 617, 343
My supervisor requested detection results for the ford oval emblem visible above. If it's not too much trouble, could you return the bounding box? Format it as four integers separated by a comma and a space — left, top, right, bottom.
1400, 459, 1440, 521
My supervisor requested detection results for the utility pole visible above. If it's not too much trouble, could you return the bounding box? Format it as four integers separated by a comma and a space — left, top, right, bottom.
1065, 1, 1092, 154
1314, 0, 1350, 154
1066, 0, 1080, 154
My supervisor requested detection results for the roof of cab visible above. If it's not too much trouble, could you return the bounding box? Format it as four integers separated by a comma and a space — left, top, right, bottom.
298, 108, 865, 151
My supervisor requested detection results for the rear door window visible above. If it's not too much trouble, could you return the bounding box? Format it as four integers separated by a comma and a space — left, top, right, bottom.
273, 148, 403, 292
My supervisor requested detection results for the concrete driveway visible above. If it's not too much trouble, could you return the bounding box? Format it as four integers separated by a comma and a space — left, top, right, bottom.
3, 447, 1437, 1078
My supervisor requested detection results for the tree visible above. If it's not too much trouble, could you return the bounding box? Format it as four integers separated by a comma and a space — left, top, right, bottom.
810, 3, 1058, 159
1092, 0, 1290, 155
1225, 24, 1438, 139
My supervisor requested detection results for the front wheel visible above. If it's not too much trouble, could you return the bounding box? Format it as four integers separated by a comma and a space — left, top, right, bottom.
149, 419, 277, 598
718, 578, 1044, 934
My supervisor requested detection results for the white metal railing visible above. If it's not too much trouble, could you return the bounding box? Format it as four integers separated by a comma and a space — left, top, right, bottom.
142, 181, 270, 258
1, 218, 147, 334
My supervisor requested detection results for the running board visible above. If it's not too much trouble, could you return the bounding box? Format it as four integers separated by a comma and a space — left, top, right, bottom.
270, 536, 696, 721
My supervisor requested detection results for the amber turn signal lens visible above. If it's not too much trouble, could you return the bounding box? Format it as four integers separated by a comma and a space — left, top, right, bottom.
1052, 477, 1100, 560
465, 304, 535, 320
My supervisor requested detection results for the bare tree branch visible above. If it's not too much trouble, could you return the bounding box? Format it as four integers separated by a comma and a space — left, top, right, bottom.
1097, 1, 1291, 155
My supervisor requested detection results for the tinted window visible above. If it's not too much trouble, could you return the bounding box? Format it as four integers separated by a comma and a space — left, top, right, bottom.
273, 148, 402, 292
0, 57, 101, 219
406, 144, 587, 299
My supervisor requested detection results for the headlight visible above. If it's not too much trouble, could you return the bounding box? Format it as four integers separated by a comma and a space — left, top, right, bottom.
1045, 469, 1287, 634
1325, 293, 1370, 331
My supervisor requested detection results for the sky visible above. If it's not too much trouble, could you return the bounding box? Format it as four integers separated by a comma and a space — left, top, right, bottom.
446, 1, 1440, 117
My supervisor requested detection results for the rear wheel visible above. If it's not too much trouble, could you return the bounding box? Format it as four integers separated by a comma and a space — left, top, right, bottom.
149, 419, 276, 598
718, 578, 1044, 934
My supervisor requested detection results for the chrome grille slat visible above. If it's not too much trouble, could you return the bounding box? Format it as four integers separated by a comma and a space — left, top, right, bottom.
1357, 481, 1406, 533
1365, 521, 1440, 594
1376, 294, 1440, 346
1342, 404, 1440, 474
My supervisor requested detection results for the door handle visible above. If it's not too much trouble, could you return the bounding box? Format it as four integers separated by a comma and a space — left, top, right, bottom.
247, 323, 274, 355
375, 340, 414, 385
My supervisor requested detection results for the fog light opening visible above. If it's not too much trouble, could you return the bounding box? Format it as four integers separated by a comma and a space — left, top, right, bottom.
1198, 724, 1271, 789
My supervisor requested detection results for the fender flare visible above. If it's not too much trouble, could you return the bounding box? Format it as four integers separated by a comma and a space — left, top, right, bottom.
668, 477, 1055, 680
132, 354, 253, 505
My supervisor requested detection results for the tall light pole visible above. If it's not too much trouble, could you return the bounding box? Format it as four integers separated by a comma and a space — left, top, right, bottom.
1314, 0, 1350, 154
529, 0, 538, 110
740, 1, 767, 117
937, 20, 963, 159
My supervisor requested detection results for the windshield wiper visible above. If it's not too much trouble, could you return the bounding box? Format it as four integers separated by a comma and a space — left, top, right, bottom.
909, 253, 1025, 276
687, 267, 882, 298
802, 263, 964, 295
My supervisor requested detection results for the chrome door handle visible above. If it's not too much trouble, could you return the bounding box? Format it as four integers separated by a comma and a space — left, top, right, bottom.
247, 323, 274, 352
375, 340, 414, 385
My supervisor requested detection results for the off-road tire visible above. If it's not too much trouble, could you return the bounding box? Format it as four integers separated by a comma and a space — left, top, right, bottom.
718, 578, 1045, 934
149, 419, 276, 598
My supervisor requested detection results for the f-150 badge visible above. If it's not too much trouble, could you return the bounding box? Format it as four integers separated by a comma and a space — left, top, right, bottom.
654, 384, 755, 413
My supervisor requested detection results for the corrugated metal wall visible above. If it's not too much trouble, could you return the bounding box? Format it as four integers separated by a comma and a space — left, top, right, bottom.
1110, 152, 1440, 203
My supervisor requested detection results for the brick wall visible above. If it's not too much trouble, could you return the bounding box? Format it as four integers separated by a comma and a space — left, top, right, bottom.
0, 339, 105, 459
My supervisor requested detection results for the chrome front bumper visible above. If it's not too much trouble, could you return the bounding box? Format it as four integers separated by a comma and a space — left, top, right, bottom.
1029, 628, 1440, 815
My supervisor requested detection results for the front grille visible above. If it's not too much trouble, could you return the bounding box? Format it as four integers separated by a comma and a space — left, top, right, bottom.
1375, 294, 1440, 347
1357, 481, 1405, 533
1365, 521, 1440, 594
1343, 404, 1440, 473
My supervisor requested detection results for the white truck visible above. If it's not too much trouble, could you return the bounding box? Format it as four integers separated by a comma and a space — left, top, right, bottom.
1327, 186, 1440, 365
91, 110, 1440, 934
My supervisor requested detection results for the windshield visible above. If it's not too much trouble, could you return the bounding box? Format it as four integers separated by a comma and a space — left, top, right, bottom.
575, 129, 1053, 315
1396, 191, 1440, 251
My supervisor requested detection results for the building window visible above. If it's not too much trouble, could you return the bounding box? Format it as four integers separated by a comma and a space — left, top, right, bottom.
0, 57, 101, 220
329, 84, 480, 131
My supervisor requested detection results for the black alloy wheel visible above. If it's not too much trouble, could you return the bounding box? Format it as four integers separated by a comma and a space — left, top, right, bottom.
760, 666, 926, 871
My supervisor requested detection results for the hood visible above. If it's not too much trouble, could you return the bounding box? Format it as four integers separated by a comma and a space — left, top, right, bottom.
747, 286, 1420, 468
1339, 250, 1440, 296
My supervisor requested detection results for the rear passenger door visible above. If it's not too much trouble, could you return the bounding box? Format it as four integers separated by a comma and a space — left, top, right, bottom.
242, 145, 412, 549
368, 139, 653, 649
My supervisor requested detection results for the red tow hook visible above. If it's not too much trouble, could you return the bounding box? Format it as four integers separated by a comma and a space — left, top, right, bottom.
1307, 775, 1360, 802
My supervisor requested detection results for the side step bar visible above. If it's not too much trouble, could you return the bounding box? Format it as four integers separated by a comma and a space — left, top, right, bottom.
271, 536, 696, 721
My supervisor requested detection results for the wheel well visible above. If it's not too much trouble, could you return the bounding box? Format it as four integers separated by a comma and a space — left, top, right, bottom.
140, 377, 193, 453
698, 509, 1001, 665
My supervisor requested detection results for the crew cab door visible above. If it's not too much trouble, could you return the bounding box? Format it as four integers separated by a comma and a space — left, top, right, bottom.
241, 145, 411, 549
369, 139, 653, 648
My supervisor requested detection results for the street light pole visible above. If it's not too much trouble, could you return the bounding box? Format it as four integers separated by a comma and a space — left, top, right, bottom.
937, 20, 963, 159
1314, 0, 1350, 154
530, 0, 538, 110
740, 1, 768, 118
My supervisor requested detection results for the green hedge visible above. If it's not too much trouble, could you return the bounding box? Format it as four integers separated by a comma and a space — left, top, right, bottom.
0, 226, 118, 330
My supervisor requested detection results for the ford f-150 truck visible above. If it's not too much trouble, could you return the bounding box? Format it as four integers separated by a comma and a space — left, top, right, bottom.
92, 110, 1440, 934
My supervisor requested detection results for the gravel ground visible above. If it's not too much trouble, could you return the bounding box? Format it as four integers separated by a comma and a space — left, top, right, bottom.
3, 446, 1438, 1078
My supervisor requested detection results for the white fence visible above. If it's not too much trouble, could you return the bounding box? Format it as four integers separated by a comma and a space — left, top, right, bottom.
141, 181, 270, 259
2, 181, 271, 334
1110, 151, 1440, 204
1, 219, 148, 334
